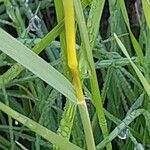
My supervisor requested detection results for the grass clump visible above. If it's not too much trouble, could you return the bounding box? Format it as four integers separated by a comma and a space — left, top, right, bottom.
0, 0, 150, 150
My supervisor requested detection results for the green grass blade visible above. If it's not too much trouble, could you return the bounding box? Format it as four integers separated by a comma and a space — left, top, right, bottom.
86, 0, 105, 50
119, 0, 144, 63
78, 101, 96, 150
33, 20, 64, 54
74, 1, 112, 150
114, 33, 150, 98
0, 28, 77, 102
96, 109, 145, 149
142, 0, 150, 30
0, 21, 64, 87
54, 1, 77, 150
0, 102, 82, 150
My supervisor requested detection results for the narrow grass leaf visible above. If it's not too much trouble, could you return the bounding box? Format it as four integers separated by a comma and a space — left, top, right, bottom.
114, 33, 150, 98
54, 1, 77, 149
15, 141, 28, 150
74, 1, 111, 149
0, 102, 82, 150
116, 69, 135, 103
142, 0, 150, 30
86, 0, 105, 49
143, 111, 150, 135
33, 20, 64, 54
0, 21, 63, 87
119, 0, 144, 63
0, 28, 77, 102
96, 109, 145, 150
127, 93, 144, 115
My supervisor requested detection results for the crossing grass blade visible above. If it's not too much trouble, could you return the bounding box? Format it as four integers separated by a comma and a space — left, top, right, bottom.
96, 108, 145, 149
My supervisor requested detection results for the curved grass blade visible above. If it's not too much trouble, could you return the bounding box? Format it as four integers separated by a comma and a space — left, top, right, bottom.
114, 33, 150, 98
0, 28, 77, 102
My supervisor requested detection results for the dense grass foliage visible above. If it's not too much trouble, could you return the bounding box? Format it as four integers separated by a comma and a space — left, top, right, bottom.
0, 0, 150, 149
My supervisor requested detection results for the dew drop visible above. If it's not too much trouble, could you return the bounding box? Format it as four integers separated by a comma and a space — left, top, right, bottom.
118, 128, 128, 140
29, 15, 41, 31
134, 143, 144, 150
14, 120, 19, 126
21, 0, 29, 3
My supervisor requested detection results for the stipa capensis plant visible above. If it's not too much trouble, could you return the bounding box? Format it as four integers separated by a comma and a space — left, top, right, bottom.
0, 0, 150, 150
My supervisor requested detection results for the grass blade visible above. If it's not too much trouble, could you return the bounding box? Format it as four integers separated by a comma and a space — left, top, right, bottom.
96, 109, 145, 149
74, 1, 112, 149
0, 28, 77, 102
119, 0, 144, 63
142, 0, 150, 30
0, 102, 82, 150
114, 33, 150, 98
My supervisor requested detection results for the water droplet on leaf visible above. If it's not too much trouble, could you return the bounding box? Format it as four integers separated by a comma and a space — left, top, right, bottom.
118, 128, 128, 140
21, 0, 29, 3
29, 15, 41, 31
14, 120, 19, 125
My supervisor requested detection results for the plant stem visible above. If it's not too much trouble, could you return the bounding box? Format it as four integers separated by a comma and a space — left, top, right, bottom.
63, 0, 95, 149
74, 0, 112, 149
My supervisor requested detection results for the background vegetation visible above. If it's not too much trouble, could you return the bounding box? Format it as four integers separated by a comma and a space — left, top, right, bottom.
0, 0, 150, 149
